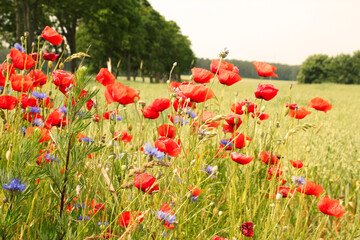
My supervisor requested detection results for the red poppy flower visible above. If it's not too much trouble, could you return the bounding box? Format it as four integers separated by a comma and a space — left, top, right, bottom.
27, 70, 48, 87
96, 68, 115, 86
134, 173, 159, 195
251, 112, 269, 121
172, 98, 196, 111
52, 70, 75, 95
218, 69, 242, 86
25, 127, 51, 143
231, 100, 257, 115
201, 110, 221, 129
118, 211, 144, 227
0, 63, 15, 78
10, 48, 36, 70
169, 81, 181, 92
253, 61, 278, 78
286, 102, 297, 110
10, 74, 33, 92
268, 166, 283, 177
225, 114, 242, 126
188, 186, 202, 197
20, 94, 37, 109
0, 95, 18, 110
307, 97, 332, 113
254, 84, 279, 101
40, 97, 54, 109
157, 202, 176, 229
92, 114, 101, 122
178, 83, 214, 103
42, 51, 59, 61
317, 195, 345, 218
213, 237, 229, 240
233, 133, 252, 149
142, 106, 160, 119
41, 26, 63, 45
114, 130, 133, 143
23, 112, 43, 123
44, 109, 67, 129
276, 186, 295, 198
158, 124, 176, 139
258, 151, 279, 165
155, 137, 181, 157
191, 67, 214, 83
105, 82, 139, 105
290, 160, 303, 168
241, 222, 254, 237
210, 59, 234, 73
230, 152, 253, 165
288, 107, 311, 119
222, 124, 239, 133
148, 98, 171, 112
296, 181, 324, 197
30, 52, 39, 61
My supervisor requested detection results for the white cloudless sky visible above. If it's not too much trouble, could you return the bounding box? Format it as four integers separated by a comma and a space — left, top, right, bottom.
147, 0, 360, 65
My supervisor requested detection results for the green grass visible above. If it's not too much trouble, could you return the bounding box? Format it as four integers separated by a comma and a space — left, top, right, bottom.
1, 74, 359, 240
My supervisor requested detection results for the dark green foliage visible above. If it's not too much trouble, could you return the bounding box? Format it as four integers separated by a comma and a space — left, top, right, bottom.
196, 58, 300, 80
297, 52, 360, 84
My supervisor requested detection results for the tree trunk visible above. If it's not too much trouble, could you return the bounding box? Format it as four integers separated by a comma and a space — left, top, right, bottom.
21, 0, 33, 46
155, 72, 160, 83
132, 69, 136, 81
14, 0, 22, 41
126, 53, 131, 81
148, 68, 153, 83
141, 68, 145, 82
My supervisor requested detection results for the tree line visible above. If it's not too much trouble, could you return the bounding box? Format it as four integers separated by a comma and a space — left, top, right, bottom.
297, 51, 360, 84
196, 58, 300, 80
0, 0, 195, 83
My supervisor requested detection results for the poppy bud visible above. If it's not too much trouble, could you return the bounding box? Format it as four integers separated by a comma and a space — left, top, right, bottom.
289, 84, 293, 89
7, 57, 12, 63
306, 146, 311, 152
166, 80, 170, 84
133, 96, 139, 103
59, 62, 64, 69
218, 211, 223, 216
20, 36, 24, 42
219, 48, 229, 59
24, 32, 29, 38
32, 42, 35, 48
128, 123, 133, 131
260, 106, 266, 112
6, 149, 11, 160
276, 193, 283, 201
48, 61, 53, 69
276, 122, 280, 128
173, 62, 177, 67
179, 98, 183, 104
37, 36, 41, 42
121, 165, 127, 171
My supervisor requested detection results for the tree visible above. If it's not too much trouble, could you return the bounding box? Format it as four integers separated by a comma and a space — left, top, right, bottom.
297, 54, 331, 83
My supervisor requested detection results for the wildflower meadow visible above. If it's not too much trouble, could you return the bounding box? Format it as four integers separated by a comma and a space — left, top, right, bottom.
0, 26, 360, 240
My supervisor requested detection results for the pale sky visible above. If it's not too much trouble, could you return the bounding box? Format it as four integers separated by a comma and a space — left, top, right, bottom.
148, 0, 360, 65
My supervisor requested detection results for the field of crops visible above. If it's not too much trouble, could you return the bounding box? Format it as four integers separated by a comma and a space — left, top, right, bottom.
1, 27, 360, 240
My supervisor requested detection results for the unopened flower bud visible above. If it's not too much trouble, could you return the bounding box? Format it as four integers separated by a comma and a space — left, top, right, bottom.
166, 80, 170, 84
138, 100, 146, 108
276, 122, 280, 128
173, 62, 177, 67
24, 32, 29, 38
306, 146, 311, 152
260, 106, 266, 112
289, 84, 293, 89
218, 211, 223, 216
276, 193, 283, 201
7, 57, 12, 63
234, 118, 239, 125
133, 96, 139, 103
219, 48, 229, 59
20, 36, 24, 42
59, 62, 64, 69
37, 36, 41, 42
128, 123, 133, 131
234, 92, 238, 97
48, 61, 53, 69
5, 150, 11, 161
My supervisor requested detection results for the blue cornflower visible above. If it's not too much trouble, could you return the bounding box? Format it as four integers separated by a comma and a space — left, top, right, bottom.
156, 210, 176, 224
98, 221, 109, 227
144, 142, 165, 160
59, 106, 67, 114
21, 127, 26, 134
173, 116, 189, 125
110, 114, 123, 121
220, 139, 233, 148
33, 118, 44, 127
292, 176, 306, 186
45, 153, 60, 163
29, 107, 41, 114
81, 137, 94, 143
32, 91, 48, 99
0, 86, 4, 94
14, 43, 25, 53
189, 196, 199, 202
186, 108, 197, 119
78, 216, 90, 221
3, 178, 26, 192
202, 165, 218, 178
